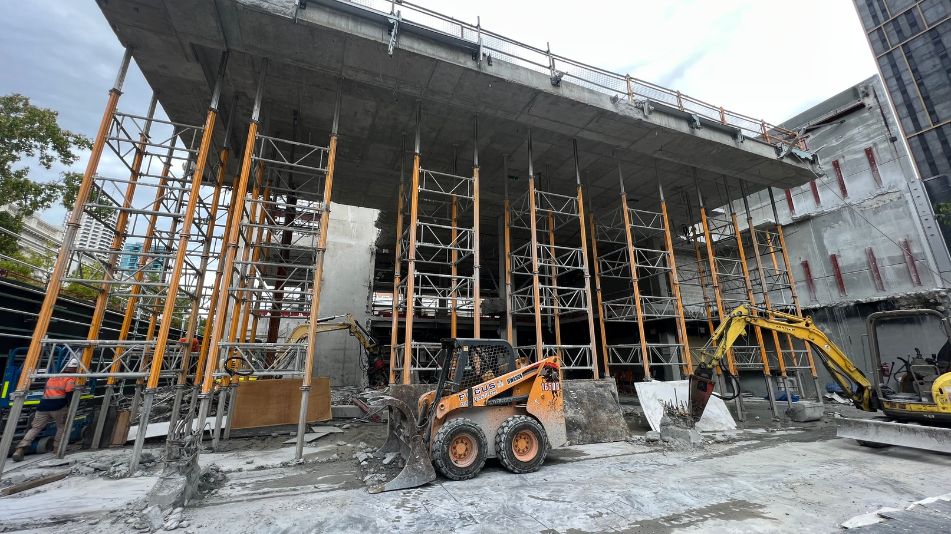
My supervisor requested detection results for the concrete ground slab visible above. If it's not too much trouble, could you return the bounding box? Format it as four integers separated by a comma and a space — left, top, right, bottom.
0, 475, 158, 525
174, 435, 951, 533
10, 410, 951, 533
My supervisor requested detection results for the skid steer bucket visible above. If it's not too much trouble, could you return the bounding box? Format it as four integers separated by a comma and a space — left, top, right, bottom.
367, 395, 436, 494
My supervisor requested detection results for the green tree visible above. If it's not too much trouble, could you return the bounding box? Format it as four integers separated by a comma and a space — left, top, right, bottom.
62, 261, 106, 301
935, 202, 951, 227
0, 247, 55, 279
0, 211, 22, 256
0, 94, 91, 247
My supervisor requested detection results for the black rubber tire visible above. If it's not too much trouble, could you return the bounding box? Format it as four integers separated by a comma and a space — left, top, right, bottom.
432, 418, 488, 481
495, 415, 548, 474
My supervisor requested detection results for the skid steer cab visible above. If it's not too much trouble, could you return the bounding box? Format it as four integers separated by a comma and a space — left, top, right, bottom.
369, 338, 567, 493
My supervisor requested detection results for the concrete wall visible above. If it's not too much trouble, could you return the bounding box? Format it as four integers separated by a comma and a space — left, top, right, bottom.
679, 76, 951, 398
734, 75, 946, 307
315, 204, 380, 388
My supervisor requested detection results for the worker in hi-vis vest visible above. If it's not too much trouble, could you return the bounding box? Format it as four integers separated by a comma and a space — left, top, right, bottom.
11, 358, 80, 461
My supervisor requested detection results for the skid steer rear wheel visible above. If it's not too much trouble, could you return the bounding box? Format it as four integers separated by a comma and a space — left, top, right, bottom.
496, 415, 548, 474
432, 418, 487, 481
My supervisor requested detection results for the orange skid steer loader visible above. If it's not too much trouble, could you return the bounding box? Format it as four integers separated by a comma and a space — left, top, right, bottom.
369, 339, 567, 493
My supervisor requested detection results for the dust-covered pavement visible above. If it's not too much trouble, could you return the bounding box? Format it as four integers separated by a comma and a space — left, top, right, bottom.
5, 405, 951, 533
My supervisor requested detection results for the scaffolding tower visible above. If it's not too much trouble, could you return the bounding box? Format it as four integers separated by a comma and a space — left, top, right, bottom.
0, 49, 230, 476
737, 184, 822, 402
194, 63, 343, 460
504, 136, 598, 376
590, 167, 691, 381
677, 175, 758, 418
389, 105, 482, 384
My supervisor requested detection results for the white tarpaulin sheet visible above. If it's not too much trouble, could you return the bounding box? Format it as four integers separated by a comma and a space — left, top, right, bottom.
634, 380, 736, 432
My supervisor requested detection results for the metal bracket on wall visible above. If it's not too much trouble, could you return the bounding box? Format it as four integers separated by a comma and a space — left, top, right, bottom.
387, 11, 402, 56
689, 114, 702, 130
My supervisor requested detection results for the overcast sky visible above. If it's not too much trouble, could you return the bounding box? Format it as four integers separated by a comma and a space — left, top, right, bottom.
0, 0, 876, 225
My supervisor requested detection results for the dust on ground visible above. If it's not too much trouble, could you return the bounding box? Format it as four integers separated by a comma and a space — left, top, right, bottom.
3, 398, 945, 533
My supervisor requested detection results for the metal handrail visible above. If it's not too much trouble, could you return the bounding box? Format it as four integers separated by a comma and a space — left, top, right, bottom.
337, 0, 804, 148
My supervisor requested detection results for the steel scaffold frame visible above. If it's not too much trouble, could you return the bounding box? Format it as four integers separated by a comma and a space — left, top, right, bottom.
590, 166, 692, 380
391, 105, 482, 383
0, 50, 232, 476
676, 173, 753, 419
737, 183, 823, 403
192, 65, 344, 460
504, 135, 598, 376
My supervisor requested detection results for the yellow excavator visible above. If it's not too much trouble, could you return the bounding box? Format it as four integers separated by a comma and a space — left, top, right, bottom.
287, 313, 378, 354
369, 338, 567, 493
688, 305, 951, 452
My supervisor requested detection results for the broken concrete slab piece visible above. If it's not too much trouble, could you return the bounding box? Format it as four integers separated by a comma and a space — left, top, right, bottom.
634, 380, 736, 432
841, 507, 902, 529
39, 458, 75, 468
310, 425, 344, 434
659, 422, 703, 446
562, 379, 629, 445
786, 401, 823, 422
142, 505, 164, 530
282, 432, 331, 445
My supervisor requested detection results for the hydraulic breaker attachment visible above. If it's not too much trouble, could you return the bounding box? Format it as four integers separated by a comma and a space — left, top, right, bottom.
367, 395, 436, 493
688, 365, 716, 423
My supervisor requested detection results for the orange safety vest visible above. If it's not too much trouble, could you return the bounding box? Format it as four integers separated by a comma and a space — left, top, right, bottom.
43, 376, 76, 400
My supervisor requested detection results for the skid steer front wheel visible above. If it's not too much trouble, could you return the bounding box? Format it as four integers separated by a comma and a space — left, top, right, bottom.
432, 418, 488, 481
496, 415, 548, 474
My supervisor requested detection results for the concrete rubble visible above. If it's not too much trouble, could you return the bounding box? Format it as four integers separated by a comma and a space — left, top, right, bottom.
0, 400, 947, 533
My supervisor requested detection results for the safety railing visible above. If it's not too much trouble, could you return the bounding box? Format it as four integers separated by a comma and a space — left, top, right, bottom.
337, 0, 803, 147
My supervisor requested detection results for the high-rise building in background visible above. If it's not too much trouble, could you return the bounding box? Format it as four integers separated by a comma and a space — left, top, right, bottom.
74, 210, 116, 263
119, 241, 163, 273
853, 1, 950, 180
853, 0, 951, 277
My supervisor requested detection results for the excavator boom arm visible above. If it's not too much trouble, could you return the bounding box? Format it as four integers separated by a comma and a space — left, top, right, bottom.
698, 305, 875, 412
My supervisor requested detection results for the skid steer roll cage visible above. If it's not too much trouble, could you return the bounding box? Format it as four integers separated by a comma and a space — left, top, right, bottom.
416, 338, 518, 428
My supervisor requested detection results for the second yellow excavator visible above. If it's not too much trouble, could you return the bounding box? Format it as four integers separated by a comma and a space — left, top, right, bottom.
688, 305, 951, 452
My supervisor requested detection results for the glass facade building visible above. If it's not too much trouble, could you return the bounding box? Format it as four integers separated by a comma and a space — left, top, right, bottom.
854, 0, 951, 180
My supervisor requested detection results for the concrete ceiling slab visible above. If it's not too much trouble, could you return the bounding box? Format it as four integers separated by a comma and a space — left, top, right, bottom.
95, 0, 820, 269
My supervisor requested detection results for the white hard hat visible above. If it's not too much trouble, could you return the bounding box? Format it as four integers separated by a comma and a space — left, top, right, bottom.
63, 358, 80, 370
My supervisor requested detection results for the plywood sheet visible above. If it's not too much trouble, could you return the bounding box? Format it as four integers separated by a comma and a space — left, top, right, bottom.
634, 380, 736, 432
110, 410, 131, 447
230, 377, 331, 430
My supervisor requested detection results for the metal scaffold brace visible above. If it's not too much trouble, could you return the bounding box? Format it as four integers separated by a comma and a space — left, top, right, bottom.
0, 48, 134, 477
128, 50, 231, 474
392, 104, 481, 384
193, 59, 269, 456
